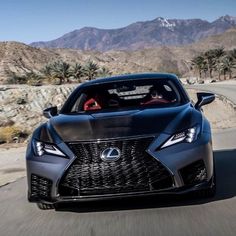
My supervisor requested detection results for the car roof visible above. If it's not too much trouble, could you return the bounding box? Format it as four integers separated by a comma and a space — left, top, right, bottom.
79, 73, 179, 88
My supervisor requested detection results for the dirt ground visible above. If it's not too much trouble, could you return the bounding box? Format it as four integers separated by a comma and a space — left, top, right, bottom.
0, 145, 26, 186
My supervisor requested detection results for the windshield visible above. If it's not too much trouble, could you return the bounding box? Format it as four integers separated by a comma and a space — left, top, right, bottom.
69, 78, 186, 113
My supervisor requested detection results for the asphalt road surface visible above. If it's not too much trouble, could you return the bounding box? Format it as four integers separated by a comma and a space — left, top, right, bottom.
189, 82, 236, 104
0, 83, 236, 236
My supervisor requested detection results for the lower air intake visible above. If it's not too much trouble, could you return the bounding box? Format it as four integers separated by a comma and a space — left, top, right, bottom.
180, 160, 207, 186
30, 174, 52, 201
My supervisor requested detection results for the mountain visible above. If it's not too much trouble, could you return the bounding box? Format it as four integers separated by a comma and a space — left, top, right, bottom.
30, 15, 236, 51
1, 28, 236, 84
190, 28, 236, 51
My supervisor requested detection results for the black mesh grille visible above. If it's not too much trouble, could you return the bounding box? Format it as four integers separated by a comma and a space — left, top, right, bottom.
59, 137, 173, 197
31, 174, 52, 201
180, 160, 207, 185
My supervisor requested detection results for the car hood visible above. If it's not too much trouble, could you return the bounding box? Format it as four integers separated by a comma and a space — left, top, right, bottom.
49, 104, 197, 142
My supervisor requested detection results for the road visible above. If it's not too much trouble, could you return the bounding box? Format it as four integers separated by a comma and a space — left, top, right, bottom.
0, 82, 236, 236
188, 81, 236, 104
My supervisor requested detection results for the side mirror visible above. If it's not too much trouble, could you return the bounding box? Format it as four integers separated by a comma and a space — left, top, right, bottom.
195, 92, 215, 110
43, 106, 58, 119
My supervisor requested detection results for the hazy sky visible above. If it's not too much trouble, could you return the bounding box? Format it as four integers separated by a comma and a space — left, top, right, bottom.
0, 0, 236, 43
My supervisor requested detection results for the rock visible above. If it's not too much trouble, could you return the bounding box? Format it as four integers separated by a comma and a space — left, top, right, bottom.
16, 97, 27, 105
0, 84, 76, 133
0, 118, 15, 127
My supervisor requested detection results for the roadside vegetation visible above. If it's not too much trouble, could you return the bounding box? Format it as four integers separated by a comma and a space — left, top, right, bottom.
6, 60, 112, 85
5, 48, 236, 86
0, 126, 28, 144
190, 48, 236, 82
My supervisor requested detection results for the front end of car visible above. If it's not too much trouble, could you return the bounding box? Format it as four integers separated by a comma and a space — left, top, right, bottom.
26, 117, 214, 207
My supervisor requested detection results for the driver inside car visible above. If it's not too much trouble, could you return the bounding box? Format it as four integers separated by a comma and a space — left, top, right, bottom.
142, 86, 170, 105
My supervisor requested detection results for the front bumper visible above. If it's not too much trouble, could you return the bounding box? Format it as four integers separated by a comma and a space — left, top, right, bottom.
28, 177, 214, 204
26, 132, 214, 204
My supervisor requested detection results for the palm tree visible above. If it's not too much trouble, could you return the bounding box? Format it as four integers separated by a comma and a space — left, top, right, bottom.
98, 66, 112, 77
70, 63, 84, 82
212, 47, 225, 80
221, 55, 236, 80
229, 48, 236, 60
84, 60, 99, 80
51, 61, 71, 84
204, 49, 216, 78
41, 64, 55, 81
191, 55, 206, 80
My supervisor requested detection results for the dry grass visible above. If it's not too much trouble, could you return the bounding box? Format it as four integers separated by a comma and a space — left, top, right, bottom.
0, 126, 27, 143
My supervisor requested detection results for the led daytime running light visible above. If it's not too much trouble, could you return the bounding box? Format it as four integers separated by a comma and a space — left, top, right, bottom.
161, 126, 199, 149
34, 141, 65, 157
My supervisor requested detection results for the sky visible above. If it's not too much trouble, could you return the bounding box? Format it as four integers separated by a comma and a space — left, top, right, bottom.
0, 0, 236, 44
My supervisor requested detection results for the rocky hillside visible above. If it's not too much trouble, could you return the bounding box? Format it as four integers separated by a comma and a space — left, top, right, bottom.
0, 85, 76, 132
0, 42, 59, 83
30, 15, 236, 51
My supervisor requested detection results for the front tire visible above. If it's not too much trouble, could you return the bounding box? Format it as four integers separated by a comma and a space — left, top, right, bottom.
36, 202, 55, 210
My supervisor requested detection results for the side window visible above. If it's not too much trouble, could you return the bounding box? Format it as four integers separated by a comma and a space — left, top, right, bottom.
71, 93, 88, 112
162, 84, 177, 102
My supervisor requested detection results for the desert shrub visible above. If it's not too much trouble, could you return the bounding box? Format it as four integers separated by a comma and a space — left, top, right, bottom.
6, 75, 27, 84
27, 79, 42, 86
6, 71, 44, 85
16, 97, 27, 105
97, 66, 112, 77
25, 71, 44, 86
0, 126, 28, 143
51, 77, 62, 85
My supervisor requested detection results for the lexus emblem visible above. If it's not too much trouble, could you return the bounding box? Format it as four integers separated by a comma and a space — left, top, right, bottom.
101, 147, 121, 162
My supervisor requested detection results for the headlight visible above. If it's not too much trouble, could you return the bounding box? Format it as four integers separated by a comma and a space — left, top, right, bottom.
160, 126, 200, 149
33, 140, 66, 157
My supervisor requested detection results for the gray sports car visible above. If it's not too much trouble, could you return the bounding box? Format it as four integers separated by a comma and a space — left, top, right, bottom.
26, 73, 216, 210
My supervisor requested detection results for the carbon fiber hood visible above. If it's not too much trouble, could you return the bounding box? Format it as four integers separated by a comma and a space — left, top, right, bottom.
49, 103, 198, 142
